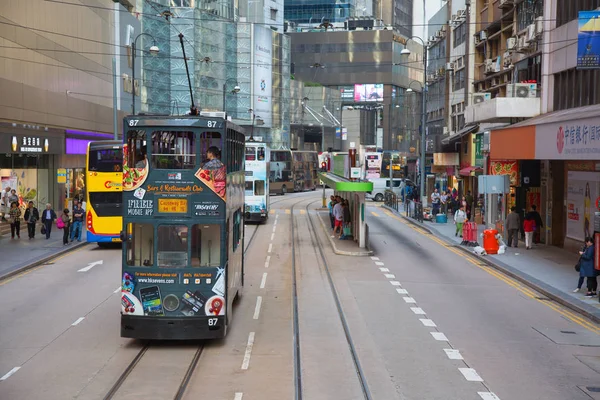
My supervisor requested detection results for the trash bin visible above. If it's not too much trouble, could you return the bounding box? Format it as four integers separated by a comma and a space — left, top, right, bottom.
483, 229, 499, 255
435, 213, 447, 223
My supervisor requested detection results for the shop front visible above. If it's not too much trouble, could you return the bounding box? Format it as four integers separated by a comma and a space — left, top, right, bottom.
0, 128, 65, 212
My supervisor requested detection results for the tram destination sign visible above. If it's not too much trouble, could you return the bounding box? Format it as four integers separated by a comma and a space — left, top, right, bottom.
158, 198, 188, 214
126, 117, 224, 129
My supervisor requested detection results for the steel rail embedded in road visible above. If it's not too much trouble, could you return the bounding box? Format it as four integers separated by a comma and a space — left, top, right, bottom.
102, 344, 204, 400
303, 200, 373, 400
290, 199, 304, 400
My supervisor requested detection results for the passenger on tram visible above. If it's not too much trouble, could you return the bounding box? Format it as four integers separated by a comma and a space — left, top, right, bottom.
135, 151, 147, 169
203, 146, 224, 170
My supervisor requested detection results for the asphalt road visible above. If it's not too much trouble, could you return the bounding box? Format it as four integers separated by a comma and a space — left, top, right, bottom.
1, 191, 599, 400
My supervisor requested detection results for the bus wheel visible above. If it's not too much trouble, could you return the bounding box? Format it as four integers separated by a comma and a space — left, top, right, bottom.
281, 185, 287, 195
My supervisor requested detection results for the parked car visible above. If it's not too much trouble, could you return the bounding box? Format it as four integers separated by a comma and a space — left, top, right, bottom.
366, 178, 414, 202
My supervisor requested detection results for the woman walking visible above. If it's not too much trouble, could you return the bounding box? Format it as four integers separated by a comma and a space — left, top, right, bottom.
577, 237, 597, 297
454, 205, 467, 237
523, 214, 535, 250
61, 209, 71, 245
9, 202, 21, 239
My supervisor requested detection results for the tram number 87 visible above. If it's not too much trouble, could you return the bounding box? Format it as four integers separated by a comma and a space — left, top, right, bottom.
208, 318, 218, 327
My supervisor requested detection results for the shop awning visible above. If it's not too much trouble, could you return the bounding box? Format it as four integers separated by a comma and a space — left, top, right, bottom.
442, 124, 478, 145
459, 166, 482, 176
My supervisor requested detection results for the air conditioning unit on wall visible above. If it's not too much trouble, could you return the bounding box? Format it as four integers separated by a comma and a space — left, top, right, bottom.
473, 92, 492, 103
507, 83, 537, 98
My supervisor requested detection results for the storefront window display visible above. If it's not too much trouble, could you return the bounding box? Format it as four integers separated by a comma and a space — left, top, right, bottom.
64, 168, 86, 209
0, 154, 50, 213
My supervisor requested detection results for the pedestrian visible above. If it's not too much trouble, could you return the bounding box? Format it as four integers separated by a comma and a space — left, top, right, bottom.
41, 203, 57, 240
529, 205, 543, 244
71, 199, 85, 242
328, 195, 336, 229
431, 188, 441, 216
340, 200, 352, 240
1, 186, 10, 221
8, 189, 19, 206
523, 214, 535, 250
577, 237, 597, 297
23, 201, 39, 240
60, 209, 71, 245
9, 201, 21, 239
332, 196, 344, 237
454, 205, 467, 237
505, 206, 521, 248
440, 190, 448, 214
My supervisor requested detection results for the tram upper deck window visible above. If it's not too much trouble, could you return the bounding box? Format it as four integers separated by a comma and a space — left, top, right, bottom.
157, 225, 189, 268
126, 130, 146, 170
254, 180, 265, 195
151, 131, 195, 169
257, 147, 266, 161
245, 146, 256, 161
199, 132, 222, 167
126, 223, 154, 267
190, 224, 221, 267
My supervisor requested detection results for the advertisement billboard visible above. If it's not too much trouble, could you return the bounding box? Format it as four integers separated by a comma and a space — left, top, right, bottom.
340, 86, 355, 99
577, 11, 600, 69
252, 25, 273, 127
567, 171, 600, 241
354, 84, 383, 102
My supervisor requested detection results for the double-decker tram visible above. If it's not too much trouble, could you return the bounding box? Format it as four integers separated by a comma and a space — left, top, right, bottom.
86, 141, 123, 246
291, 150, 318, 191
269, 149, 293, 195
120, 115, 245, 340
244, 141, 270, 222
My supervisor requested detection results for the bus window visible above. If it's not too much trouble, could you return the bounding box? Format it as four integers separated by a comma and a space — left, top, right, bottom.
254, 180, 265, 196
190, 224, 221, 267
151, 131, 195, 169
126, 130, 146, 170
257, 147, 266, 161
126, 223, 154, 267
157, 225, 189, 268
89, 148, 122, 172
199, 132, 222, 166
245, 146, 256, 161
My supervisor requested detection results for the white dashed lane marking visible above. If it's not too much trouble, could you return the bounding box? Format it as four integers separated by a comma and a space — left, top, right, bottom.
379, 268, 390, 272
234, 393, 244, 400
268, 243, 273, 253
0, 367, 20, 381
71, 317, 85, 326
370, 256, 380, 261
410, 307, 426, 315
375, 261, 385, 266
444, 349, 464, 360
396, 288, 409, 294
265, 256, 271, 268
478, 392, 501, 400
390, 281, 402, 286
459, 368, 484, 382
431, 332, 449, 341
113, 287, 121, 293
260, 273, 268, 289
402, 297, 416, 303
419, 319, 437, 327
241, 332, 255, 370
253, 296, 263, 320
270, 233, 275, 241
384, 274, 395, 279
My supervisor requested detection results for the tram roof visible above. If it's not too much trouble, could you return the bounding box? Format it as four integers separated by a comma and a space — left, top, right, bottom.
318, 172, 373, 192
124, 115, 244, 132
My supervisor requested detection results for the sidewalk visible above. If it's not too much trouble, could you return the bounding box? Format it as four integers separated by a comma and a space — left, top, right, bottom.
314, 209, 373, 256
0, 222, 88, 280
385, 203, 600, 323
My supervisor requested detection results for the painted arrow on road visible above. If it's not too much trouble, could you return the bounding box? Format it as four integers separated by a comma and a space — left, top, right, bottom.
78, 260, 103, 272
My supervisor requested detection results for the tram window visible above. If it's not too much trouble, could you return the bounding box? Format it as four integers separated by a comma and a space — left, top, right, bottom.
151, 131, 195, 169
257, 147, 266, 161
125, 223, 154, 267
126, 130, 146, 170
245, 181, 253, 192
199, 132, 222, 167
245, 146, 256, 161
190, 224, 221, 267
254, 180, 265, 196
157, 225, 189, 268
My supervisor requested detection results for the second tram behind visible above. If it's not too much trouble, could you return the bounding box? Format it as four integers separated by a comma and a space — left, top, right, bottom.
244, 141, 270, 222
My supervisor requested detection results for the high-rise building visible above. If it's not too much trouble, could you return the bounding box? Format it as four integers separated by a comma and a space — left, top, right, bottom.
284, 0, 356, 25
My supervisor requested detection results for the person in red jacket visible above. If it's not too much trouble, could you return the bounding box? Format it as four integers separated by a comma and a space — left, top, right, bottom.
523, 214, 536, 250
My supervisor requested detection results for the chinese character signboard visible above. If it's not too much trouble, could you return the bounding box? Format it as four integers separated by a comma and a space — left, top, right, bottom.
474, 134, 484, 168
536, 118, 600, 160
577, 11, 600, 69
1, 134, 64, 154
490, 160, 518, 186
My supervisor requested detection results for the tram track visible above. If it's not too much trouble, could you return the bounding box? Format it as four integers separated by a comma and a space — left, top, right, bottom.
103, 343, 204, 400
290, 197, 373, 400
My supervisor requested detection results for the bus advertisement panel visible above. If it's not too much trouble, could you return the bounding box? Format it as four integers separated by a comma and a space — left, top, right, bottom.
270, 149, 293, 195
245, 143, 269, 222
120, 116, 245, 340
86, 141, 123, 244
292, 151, 318, 191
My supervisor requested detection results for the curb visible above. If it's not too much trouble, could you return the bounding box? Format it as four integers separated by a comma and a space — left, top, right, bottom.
0, 241, 90, 282
382, 205, 600, 324
315, 210, 373, 257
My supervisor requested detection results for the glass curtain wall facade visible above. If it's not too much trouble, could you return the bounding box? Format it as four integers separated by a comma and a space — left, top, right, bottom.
284, 0, 356, 24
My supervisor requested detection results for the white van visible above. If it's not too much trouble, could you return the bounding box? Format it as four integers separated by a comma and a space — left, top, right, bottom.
366, 178, 402, 202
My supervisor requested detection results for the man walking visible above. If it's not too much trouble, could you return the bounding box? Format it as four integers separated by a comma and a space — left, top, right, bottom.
71, 199, 85, 242
528, 205, 543, 244
431, 188, 441, 217
332, 196, 344, 238
41, 203, 57, 240
23, 201, 39, 240
505, 206, 521, 248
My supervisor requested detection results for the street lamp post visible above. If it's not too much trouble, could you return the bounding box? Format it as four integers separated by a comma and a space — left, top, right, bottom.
400, 37, 428, 204
131, 33, 159, 115
223, 79, 241, 117
388, 102, 400, 193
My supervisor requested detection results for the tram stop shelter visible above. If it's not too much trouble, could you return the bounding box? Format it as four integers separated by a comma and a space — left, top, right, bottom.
318, 172, 373, 249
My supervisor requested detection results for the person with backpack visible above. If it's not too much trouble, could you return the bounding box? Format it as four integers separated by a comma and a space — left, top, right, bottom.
454, 205, 467, 237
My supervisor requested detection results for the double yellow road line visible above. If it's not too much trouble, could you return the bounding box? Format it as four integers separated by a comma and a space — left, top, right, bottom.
379, 207, 600, 335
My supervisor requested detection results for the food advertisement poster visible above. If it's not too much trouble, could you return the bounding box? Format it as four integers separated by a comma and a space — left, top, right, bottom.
195, 162, 227, 200
122, 144, 149, 191
490, 160, 519, 186
566, 171, 600, 241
